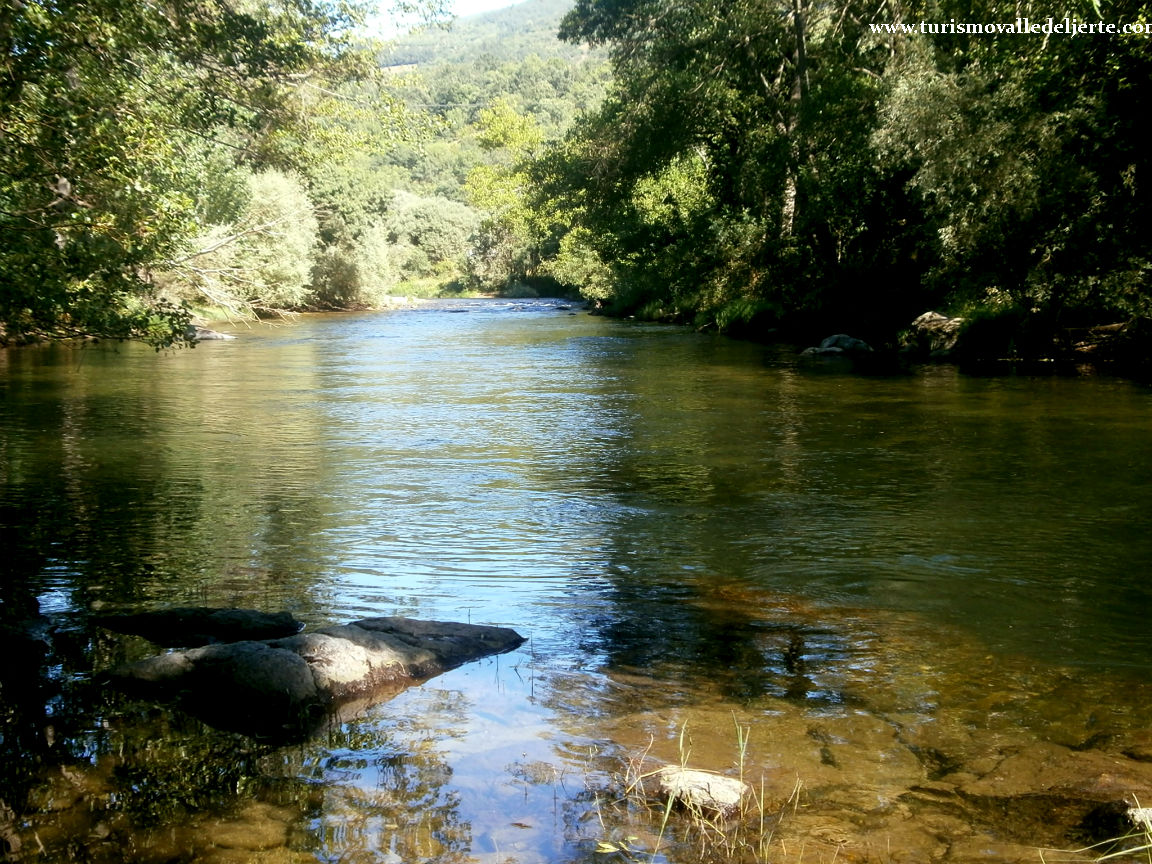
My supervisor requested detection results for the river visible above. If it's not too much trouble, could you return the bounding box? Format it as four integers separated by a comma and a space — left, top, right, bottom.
2, 298, 1152, 863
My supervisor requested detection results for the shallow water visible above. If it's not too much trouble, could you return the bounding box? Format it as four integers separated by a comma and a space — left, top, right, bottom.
3, 299, 1152, 863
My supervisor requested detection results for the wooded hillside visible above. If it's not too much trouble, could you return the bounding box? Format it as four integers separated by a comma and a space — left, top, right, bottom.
0, 0, 603, 345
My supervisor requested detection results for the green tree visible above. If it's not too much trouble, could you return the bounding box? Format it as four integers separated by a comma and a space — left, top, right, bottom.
0, 0, 376, 346
547, 0, 1150, 346
309, 220, 399, 309
385, 190, 481, 267
161, 169, 320, 315
872, 0, 1152, 340
465, 98, 561, 291
545, 0, 929, 336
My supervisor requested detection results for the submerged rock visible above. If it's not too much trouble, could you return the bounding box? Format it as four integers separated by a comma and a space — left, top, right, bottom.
655, 767, 750, 815
954, 741, 1152, 846
186, 325, 236, 341
109, 616, 526, 740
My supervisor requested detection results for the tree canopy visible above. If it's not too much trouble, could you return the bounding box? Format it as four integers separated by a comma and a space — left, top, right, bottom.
3, 0, 1148, 355
529, 0, 1151, 348
0, 0, 378, 346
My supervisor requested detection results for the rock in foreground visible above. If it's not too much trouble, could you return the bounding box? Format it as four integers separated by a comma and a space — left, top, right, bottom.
657, 767, 750, 815
110, 616, 525, 740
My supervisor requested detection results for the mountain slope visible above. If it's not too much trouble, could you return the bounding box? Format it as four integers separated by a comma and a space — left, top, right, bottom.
383, 0, 588, 67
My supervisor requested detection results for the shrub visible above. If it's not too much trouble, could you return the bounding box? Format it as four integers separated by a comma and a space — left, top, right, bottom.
385, 191, 481, 269
309, 221, 399, 309
161, 168, 319, 315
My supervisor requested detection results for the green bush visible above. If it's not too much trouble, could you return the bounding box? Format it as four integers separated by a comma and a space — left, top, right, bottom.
309, 221, 399, 309
236, 171, 319, 308
159, 169, 319, 315
385, 191, 481, 270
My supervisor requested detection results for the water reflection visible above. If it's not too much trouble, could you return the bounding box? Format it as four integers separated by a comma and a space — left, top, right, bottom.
4, 301, 1152, 862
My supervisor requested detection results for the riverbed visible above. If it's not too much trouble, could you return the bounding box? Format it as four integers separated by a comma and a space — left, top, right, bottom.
3, 298, 1152, 863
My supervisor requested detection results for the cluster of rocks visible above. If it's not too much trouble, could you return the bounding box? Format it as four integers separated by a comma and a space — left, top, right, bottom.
801, 312, 966, 361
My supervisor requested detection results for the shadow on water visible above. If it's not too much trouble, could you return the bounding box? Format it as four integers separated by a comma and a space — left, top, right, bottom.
578, 573, 855, 708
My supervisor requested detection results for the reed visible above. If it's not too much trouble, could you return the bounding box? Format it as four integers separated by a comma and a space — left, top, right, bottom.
1038, 803, 1152, 864
593, 716, 805, 864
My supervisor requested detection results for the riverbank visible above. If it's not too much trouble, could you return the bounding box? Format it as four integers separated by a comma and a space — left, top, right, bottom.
590, 296, 1152, 380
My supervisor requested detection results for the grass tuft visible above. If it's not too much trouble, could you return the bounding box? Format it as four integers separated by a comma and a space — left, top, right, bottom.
1039, 801, 1152, 864
593, 718, 806, 864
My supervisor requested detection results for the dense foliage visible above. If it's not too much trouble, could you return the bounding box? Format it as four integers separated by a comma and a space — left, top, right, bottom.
527, 0, 1151, 349
0, 0, 387, 345
372, 4, 609, 294
4, 0, 1147, 353
0, 0, 609, 344
873, 0, 1152, 346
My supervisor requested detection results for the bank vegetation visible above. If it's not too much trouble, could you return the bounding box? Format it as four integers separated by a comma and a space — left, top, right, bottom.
1, 0, 1148, 362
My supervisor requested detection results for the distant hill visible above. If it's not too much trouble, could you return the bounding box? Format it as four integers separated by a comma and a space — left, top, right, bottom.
382, 0, 588, 68
373, 0, 608, 203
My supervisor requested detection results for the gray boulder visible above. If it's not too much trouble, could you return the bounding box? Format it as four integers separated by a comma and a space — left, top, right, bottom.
110, 616, 525, 740
900, 311, 965, 356
801, 334, 874, 357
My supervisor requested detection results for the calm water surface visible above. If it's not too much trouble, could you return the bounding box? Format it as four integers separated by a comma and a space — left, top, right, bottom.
3, 299, 1152, 863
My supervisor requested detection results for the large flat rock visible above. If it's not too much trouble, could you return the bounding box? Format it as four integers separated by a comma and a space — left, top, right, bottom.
109, 616, 525, 740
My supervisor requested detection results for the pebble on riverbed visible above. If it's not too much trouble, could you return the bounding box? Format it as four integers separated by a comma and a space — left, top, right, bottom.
656, 767, 750, 815
1129, 807, 1152, 830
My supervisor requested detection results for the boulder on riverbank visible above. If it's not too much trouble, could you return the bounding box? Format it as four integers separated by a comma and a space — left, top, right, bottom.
901, 311, 966, 357
801, 334, 874, 357
107, 615, 526, 740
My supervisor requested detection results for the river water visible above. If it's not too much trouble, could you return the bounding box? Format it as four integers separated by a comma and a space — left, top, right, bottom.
3, 298, 1152, 863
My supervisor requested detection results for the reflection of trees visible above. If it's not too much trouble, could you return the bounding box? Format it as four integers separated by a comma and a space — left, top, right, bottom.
0, 340, 343, 620
0, 335, 438, 862
518, 335, 1152, 863
524, 331, 856, 709
537, 332, 1152, 718
295, 690, 475, 863
579, 574, 850, 707
1, 680, 475, 862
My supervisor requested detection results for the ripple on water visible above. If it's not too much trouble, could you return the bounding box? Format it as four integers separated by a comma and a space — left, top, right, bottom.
4, 302, 1152, 863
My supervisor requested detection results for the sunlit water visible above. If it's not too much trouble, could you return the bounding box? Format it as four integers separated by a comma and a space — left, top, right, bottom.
3, 299, 1152, 863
